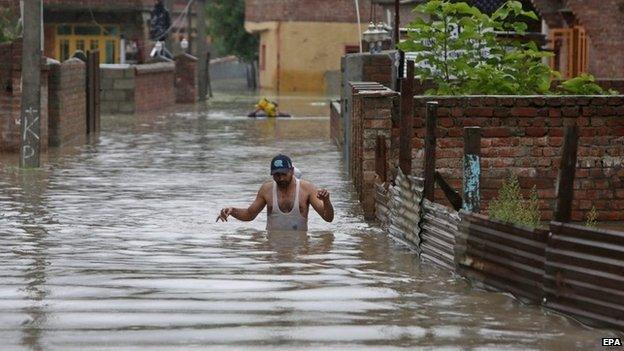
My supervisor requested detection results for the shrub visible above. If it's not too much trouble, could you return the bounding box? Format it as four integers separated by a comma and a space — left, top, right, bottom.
488, 174, 541, 229
585, 205, 598, 228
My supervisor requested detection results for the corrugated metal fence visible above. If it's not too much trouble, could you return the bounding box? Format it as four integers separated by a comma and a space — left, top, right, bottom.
457, 212, 548, 304
421, 199, 460, 271
376, 170, 423, 250
373, 174, 624, 331
544, 222, 624, 330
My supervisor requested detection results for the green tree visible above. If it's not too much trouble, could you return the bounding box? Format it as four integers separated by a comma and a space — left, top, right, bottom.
399, 1, 555, 95
0, 8, 21, 44
206, 0, 258, 62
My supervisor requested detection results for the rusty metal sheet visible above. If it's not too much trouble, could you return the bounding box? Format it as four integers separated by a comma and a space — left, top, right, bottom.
544, 222, 624, 330
420, 199, 459, 270
379, 170, 423, 249
456, 212, 548, 303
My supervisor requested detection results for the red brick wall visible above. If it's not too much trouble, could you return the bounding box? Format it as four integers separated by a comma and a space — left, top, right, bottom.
563, 0, 624, 78
0, 39, 49, 153
48, 58, 86, 146
174, 54, 198, 103
246, 0, 381, 23
362, 55, 394, 89
409, 96, 624, 221
134, 63, 175, 114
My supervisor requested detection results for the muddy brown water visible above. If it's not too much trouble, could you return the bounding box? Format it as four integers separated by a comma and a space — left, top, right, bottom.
0, 94, 619, 350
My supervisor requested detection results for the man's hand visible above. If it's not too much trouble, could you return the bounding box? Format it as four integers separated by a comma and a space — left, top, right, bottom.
317, 189, 331, 203
216, 207, 235, 222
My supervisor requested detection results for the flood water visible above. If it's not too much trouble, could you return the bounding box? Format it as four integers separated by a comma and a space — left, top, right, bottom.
0, 94, 619, 350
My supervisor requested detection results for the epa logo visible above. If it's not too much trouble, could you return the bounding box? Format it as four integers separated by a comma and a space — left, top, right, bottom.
602, 338, 622, 346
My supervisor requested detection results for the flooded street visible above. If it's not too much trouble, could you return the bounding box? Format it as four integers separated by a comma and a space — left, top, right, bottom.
0, 94, 617, 350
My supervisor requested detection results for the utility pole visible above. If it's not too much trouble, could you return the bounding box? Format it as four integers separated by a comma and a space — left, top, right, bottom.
196, 0, 208, 100
395, 0, 403, 91
186, 2, 193, 54
165, 0, 175, 54
20, 0, 42, 168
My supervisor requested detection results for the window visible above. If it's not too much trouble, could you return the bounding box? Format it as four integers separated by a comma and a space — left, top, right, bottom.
74, 25, 101, 36
54, 24, 120, 63
59, 39, 70, 61
548, 26, 588, 79
105, 40, 116, 64
76, 40, 85, 52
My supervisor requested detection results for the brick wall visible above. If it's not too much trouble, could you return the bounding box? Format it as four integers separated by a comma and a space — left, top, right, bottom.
48, 58, 86, 146
0, 39, 49, 153
135, 62, 175, 114
559, 0, 624, 79
415, 79, 624, 95
174, 54, 198, 104
246, 0, 380, 23
408, 96, 624, 221
349, 84, 397, 219
347, 88, 624, 221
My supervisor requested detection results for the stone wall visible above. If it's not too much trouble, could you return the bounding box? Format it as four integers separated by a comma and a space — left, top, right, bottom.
100, 62, 175, 114
0, 39, 50, 153
100, 64, 136, 114
48, 58, 86, 146
135, 62, 175, 113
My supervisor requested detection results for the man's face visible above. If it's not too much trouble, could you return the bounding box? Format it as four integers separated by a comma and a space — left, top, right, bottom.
272, 170, 293, 189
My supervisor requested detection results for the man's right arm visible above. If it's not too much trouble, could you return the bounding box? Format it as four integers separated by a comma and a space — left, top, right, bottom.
217, 184, 268, 222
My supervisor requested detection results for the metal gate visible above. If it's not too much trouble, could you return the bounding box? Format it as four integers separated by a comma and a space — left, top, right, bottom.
86, 50, 100, 134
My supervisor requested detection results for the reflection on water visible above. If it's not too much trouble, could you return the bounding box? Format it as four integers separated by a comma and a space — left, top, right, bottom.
0, 94, 619, 350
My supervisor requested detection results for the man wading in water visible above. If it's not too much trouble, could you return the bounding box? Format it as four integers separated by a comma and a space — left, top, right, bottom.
216, 155, 334, 231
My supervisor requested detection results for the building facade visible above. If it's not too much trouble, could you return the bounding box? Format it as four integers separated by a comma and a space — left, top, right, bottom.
245, 0, 381, 93
1, 0, 199, 64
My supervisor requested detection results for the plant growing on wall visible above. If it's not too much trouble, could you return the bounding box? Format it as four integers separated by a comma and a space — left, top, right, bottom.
399, 0, 556, 95
585, 205, 598, 228
488, 174, 541, 229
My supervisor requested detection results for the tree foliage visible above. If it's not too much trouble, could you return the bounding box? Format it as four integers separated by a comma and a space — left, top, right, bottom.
206, 0, 258, 62
399, 0, 555, 95
0, 8, 21, 44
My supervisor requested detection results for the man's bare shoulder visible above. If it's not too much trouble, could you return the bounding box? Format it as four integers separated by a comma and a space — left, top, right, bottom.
259, 181, 272, 193
299, 179, 317, 192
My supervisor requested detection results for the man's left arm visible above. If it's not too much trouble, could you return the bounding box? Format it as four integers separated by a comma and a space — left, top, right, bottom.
308, 182, 334, 222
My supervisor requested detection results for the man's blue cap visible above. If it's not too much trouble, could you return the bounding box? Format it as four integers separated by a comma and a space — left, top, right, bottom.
271, 154, 293, 175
